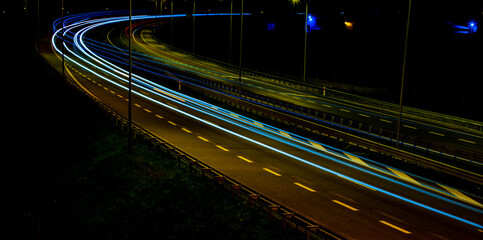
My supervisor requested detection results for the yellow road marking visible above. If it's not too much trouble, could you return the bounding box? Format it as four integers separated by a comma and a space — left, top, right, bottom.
438, 184, 483, 208
155, 114, 164, 119
458, 138, 476, 144
387, 168, 421, 186
379, 221, 411, 234
294, 182, 316, 192
103, 87, 109, 91
181, 128, 192, 133
167, 121, 177, 126
340, 109, 350, 113
279, 130, 292, 139
143, 108, 152, 113
254, 121, 264, 128
197, 136, 209, 142
332, 200, 359, 211
117, 95, 124, 99
403, 124, 417, 129
237, 156, 253, 163
309, 141, 327, 152
358, 113, 370, 118
379, 119, 392, 123
429, 131, 445, 136
216, 145, 229, 152
134, 104, 141, 108
343, 153, 370, 167
263, 168, 282, 176
323, 104, 332, 108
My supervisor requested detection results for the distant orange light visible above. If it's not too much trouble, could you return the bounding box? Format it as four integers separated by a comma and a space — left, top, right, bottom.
344, 21, 354, 31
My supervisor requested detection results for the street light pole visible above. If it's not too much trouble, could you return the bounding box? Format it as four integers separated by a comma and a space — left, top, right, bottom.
229, 0, 233, 64
128, 0, 133, 154
238, 0, 244, 96
61, 0, 65, 79
192, 0, 196, 54
396, 0, 412, 147
303, 2, 308, 84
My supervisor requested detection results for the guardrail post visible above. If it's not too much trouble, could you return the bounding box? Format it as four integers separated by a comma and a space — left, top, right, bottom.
282, 212, 294, 229
248, 194, 260, 208
306, 225, 319, 240
231, 184, 241, 196
268, 205, 280, 220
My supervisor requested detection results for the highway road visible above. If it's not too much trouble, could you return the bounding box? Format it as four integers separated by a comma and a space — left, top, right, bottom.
43, 11, 483, 239
78, 15, 483, 173
125, 19, 483, 163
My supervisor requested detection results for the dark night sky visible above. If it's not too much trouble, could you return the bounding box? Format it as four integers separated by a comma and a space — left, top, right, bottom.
2, 0, 482, 119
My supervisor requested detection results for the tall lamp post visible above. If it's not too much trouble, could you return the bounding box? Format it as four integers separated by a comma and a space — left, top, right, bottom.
238, 0, 244, 96
61, 0, 65, 79
128, 0, 133, 154
396, 0, 412, 147
290, 0, 308, 83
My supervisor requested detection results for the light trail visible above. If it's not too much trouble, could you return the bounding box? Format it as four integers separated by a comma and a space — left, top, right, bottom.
52, 12, 483, 229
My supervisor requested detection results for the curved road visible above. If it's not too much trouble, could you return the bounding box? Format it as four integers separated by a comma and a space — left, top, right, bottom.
42, 11, 483, 240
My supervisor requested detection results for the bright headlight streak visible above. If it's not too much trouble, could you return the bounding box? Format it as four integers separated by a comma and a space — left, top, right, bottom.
71, 14, 483, 214
53, 13, 483, 228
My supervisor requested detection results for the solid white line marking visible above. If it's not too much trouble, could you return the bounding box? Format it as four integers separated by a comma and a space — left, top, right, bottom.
379, 221, 411, 234
294, 182, 316, 192
263, 168, 282, 176
332, 200, 359, 211
237, 156, 253, 163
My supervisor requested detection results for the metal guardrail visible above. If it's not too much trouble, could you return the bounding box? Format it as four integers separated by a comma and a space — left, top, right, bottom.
154, 32, 483, 136
52, 58, 345, 240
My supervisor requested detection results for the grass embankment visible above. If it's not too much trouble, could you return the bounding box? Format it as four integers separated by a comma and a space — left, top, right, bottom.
4, 33, 303, 240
